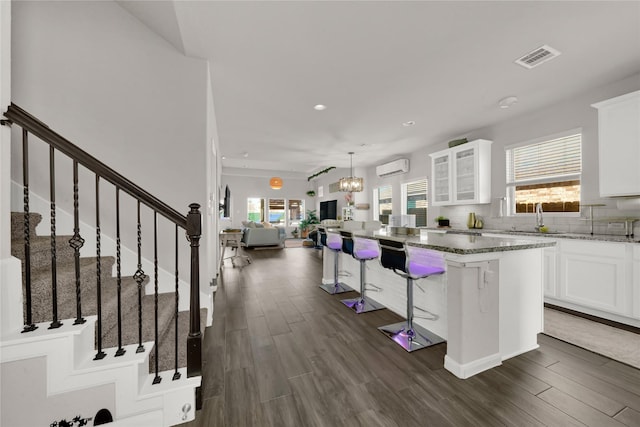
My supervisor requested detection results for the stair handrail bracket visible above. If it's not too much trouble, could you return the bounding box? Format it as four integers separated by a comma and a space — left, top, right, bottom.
3, 103, 203, 414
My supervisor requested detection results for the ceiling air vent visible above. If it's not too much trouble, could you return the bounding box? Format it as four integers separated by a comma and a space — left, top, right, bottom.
515, 45, 561, 69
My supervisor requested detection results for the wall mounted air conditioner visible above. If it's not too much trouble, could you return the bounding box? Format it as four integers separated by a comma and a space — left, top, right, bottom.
376, 158, 409, 177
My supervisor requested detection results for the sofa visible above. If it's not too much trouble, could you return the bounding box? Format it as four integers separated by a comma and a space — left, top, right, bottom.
241, 221, 285, 247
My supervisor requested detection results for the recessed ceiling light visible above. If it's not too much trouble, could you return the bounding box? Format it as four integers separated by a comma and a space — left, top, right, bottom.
243, 152, 249, 158
314, 104, 327, 111
222, 156, 226, 160
402, 121, 416, 127
498, 96, 518, 109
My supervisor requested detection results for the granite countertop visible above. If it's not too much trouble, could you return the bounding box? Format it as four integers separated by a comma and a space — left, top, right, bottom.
425, 227, 640, 244
352, 230, 555, 255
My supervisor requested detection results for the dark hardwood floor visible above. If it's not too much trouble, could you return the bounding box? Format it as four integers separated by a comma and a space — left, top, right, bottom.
185, 246, 640, 427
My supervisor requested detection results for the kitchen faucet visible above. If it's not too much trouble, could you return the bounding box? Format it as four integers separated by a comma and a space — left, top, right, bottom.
535, 203, 544, 231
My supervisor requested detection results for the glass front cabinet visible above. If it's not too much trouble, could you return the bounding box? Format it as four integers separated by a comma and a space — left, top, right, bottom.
429, 139, 492, 206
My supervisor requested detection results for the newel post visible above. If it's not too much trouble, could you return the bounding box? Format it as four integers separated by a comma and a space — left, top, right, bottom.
186, 203, 202, 407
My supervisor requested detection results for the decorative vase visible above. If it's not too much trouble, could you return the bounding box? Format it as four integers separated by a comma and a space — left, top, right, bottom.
467, 212, 476, 229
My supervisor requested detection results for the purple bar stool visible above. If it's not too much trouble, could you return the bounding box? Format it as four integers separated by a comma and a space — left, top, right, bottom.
377, 238, 445, 352
340, 235, 385, 313
319, 231, 354, 295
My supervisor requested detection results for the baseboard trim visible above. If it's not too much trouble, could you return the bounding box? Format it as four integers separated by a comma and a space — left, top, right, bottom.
444, 353, 502, 379
544, 303, 640, 335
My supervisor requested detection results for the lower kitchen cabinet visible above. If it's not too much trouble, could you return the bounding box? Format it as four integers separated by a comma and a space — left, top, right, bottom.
558, 240, 630, 317
634, 245, 640, 319
543, 247, 558, 298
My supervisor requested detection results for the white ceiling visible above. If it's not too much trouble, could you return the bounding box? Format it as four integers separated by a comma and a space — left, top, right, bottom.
119, 0, 640, 176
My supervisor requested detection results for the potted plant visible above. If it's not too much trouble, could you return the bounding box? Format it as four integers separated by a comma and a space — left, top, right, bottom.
299, 209, 320, 239
435, 215, 450, 227
291, 227, 299, 238
306, 190, 316, 197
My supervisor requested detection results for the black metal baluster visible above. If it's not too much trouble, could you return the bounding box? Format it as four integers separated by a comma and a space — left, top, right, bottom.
70, 160, 86, 325
115, 188, 125, 357
21, 129, 37, 333
153, 212, 161, 384
49, 146, 62, 329
94, 176, 106, 360
173, 225, 181, 381
133, 201, 146, 353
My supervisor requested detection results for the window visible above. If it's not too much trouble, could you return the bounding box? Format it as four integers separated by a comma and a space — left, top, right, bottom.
375, 185, 392, 224
287, 199, 304, 225
247, 198, 265, 222
268, 198, 285, 224
506, 131, 582, 214
402, 179, 428, 227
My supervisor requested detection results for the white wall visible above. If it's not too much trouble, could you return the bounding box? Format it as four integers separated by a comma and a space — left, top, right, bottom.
10, 1, 211, 290
205, 64, 221, 290
1, 356, 115, 427
0, 0, 11, 260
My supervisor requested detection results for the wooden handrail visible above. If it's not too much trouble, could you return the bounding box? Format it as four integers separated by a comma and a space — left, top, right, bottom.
3, 103, 187, 229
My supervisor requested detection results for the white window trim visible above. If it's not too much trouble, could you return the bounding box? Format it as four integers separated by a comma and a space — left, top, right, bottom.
504, 128, 582, 217
504, 127, 582, 151
401, 177, 428, 216
372, 188, 379, 221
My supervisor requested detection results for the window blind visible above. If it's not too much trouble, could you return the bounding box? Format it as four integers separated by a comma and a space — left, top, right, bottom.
406, 180, 428, 208
507, 134, 582, 183
378, 185, 392, 201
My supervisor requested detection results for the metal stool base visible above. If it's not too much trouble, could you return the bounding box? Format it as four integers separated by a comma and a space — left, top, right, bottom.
378, 321, 444, 352
319, 282, 354, 295
341, 297, 385, 314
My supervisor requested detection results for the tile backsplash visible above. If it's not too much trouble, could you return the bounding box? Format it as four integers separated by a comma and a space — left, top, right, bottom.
438, 201, 640, 237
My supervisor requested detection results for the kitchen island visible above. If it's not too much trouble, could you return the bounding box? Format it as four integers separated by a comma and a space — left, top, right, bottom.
322, 229, 555, 379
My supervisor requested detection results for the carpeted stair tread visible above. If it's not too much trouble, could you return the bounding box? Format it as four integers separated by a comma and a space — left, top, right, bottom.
12, 234, 76, 271
11, 211, 42, 241
89, 275, 142, 339
22, 256, 116, 324
101, 291, 175, 352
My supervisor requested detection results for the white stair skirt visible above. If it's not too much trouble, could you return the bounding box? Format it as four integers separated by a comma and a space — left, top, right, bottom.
1, 316, 200, 426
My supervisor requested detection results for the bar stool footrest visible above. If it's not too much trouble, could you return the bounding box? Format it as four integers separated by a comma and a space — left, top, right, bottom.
340, 297, 385, 314
378, 321, 445, 352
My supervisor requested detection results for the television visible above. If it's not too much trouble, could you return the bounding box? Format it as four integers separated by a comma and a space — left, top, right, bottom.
220, 185, 230, 218
320, 200, 337, 221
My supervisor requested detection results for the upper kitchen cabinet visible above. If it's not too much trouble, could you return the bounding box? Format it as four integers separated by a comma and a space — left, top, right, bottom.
592, 91, 640, 197
430, 139, 492, 206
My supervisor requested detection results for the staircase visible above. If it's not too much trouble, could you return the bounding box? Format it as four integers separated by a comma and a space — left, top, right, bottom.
0, 104, 204, 426
9, 211, 200, 373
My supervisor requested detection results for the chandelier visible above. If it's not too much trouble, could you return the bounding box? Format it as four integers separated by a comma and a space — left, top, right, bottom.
339, 152, 364, 192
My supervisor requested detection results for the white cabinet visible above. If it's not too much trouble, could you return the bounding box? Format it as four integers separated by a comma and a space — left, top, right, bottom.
633, 245, 640, 319
558, 240, 629, 316
592, 91, 640, 197
543, 246, 558, 298
429, 139, 492, 206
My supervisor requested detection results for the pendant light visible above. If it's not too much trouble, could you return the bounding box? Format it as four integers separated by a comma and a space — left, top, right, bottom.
270, 177, 283, 189
339, 152, 364, 192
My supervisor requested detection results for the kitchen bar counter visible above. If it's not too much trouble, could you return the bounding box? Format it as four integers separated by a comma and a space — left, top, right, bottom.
322, 229, 552, 379
352, 229, 556, 254
424, 227, 640, 244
